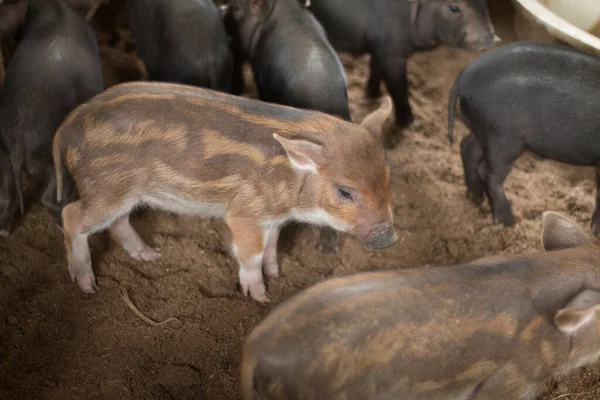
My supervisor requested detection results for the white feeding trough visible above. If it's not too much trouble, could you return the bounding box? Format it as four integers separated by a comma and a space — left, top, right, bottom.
512, 0, 600, 55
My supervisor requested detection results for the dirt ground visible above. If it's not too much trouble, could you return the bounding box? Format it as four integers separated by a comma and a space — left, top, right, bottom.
1, 1, 600, 399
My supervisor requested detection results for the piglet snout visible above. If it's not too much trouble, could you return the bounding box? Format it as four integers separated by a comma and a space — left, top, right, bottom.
364, 222, 397, 249
463, 23, 501, 51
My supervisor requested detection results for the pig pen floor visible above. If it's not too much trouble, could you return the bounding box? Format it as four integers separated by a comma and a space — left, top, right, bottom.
1, 2, 600, 399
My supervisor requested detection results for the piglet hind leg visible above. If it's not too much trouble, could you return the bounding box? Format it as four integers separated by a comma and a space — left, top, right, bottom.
227, 216, 270, 303
591, 166, 600, 236
108, 214, 161, 262
460, 133, 485, 205
0, 177, 18, 237
62, 200, 98, 293
366, 56, 382, 99
42, 180, 63, 231
373, 50, 414, 130
478, 156, 517, 227
41, 167, 78, 232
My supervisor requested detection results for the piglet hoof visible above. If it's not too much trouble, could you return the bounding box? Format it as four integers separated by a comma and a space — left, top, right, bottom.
395, 112, 416, 131
466, 191, 484, 206
241, 280, 271, 303
493, 213, 515, 227
130, 246, 162, 262
263, 262, 279, 278
70, 267, 99, 294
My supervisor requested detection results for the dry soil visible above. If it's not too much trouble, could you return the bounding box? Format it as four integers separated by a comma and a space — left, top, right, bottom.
1, 1, 599, 399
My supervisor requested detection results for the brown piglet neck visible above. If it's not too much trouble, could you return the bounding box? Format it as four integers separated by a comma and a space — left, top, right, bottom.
255, 170, 321, 224
293, 173, 320, 213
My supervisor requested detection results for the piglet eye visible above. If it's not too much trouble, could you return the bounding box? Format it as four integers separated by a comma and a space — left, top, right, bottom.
337, 188, 353, 201
449, 5, 460, 13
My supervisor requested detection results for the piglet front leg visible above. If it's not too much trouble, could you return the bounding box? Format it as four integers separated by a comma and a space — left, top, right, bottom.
227, 216, 271, 303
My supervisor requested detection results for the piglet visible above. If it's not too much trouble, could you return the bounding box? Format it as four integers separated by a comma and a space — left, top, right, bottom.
0, 0, 103, 236
242, 211, 600, 399
225, 0, 352, 254
307, 0, 500, 135
126, 0, 236, 93
448, 41, 600, 230
53, 82, 397, 302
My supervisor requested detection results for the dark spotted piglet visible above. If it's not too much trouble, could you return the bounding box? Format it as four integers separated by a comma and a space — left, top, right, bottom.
53, 82, 397, 302
126, 0, 236, 93
307, 0, 499, 134
0, 0, 103, 236
243, 212, 600, 400
225, 0, 352, 254
448, 41, 600, 231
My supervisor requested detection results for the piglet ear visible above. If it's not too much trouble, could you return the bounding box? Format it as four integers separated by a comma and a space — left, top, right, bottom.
360, 96, 393, 139
541, 211, 592, 251
273, 134, 326, 173
555, 290, 600, 334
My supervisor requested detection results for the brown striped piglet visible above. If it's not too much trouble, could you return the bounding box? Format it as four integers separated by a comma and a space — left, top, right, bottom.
242, 211, 600, 399
53, 81, 397, 302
